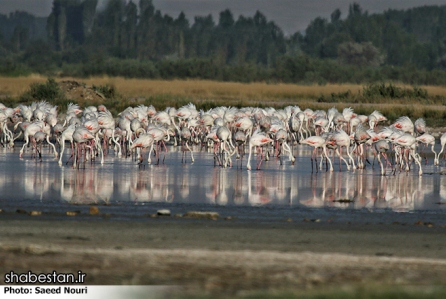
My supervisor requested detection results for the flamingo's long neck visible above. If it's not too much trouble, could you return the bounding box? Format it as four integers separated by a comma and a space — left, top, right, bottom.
247, 144, 253, 170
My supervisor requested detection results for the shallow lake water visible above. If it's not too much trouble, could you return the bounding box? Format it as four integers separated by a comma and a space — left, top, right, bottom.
1, 142, 446, 223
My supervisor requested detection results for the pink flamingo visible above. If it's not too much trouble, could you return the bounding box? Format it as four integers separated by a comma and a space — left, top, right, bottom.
246, 129, 273, 171
58, 124, 76, 166
414, 118, 426, 136
437, 133, 446, 164
98, 110, 121, 157
393, 133, 423, 176
234, 130, 247, 164
147, 127, 170, 165
313, 117, 329, 135
233, 116, 253, 139
72, 126, 95, 168
373, 140, 391, 176
391, 116, 414, 135
274, 128, 295, 165
31, 132, 47, 161
332, 130, 355, 171
353, 125, 371, 169
130, 133, 155, 165
416, 133, 438, 165
20, 122, 43, 158
216, 126, 235, 168
342, 107, 356, 134
301, 135, 333, 172
180, 127, 194, 163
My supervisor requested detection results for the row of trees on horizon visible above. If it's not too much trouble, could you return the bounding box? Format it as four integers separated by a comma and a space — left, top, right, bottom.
0, 0, 446, 85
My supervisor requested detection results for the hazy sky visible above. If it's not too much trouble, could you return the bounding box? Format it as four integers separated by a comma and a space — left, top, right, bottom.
1, 0, 445, 35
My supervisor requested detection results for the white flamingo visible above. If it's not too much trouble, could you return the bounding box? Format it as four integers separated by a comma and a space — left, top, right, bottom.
301, 135, 333, 172
246, 129, 273, 171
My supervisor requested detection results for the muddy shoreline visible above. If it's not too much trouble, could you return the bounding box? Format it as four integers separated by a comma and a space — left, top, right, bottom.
1, 212, 446, 296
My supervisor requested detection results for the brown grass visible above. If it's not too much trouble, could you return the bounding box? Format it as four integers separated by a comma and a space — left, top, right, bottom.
2, 76, 446, 126
67, 78, 367, 101
2, 75, 446, 100
0, 75, 48, 97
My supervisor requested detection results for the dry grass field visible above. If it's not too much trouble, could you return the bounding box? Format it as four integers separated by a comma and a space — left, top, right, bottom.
2, 75, 446, 101
2, 75, 446, 126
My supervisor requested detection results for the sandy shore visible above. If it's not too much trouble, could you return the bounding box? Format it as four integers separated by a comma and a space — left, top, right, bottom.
1, 211, 446, 297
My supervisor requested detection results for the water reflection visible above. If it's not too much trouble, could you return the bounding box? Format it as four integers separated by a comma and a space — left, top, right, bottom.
129, 167, 173, 203
59, 166, 114, 204
1, 148, 446, 213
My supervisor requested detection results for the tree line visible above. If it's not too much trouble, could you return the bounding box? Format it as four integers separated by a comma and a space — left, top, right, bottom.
0, 0, 446, 85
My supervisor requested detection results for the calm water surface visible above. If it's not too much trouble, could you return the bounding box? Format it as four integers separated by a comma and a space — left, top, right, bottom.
1, 143, 446, 219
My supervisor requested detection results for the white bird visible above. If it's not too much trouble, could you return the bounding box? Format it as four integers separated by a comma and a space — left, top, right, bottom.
247, 129, 273, 171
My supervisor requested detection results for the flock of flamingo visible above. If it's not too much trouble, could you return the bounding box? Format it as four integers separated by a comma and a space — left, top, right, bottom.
1, 101, 445, 176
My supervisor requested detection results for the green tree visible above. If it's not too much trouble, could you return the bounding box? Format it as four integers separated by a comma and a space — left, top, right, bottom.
189, 14, 215, 58
215, 9, 235, 65
122, 0, 137, 57
338, 42, 382, 66
10, 25, 29, 52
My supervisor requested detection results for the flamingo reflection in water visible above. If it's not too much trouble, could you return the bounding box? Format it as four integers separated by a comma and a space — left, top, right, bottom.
297, 171, 425, 212
232, 169, 248, 205
23, 164, 51, 201
299, 173, 329, 208
247, 171, 272, 205
367, 176, 389, 209
205, 167, 231, 205
129, 167, 173, 203
373, 175, 424, 212
60, 167, 113, 204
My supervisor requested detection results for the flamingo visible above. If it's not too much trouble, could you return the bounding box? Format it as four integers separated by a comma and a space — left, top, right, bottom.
327, 107, 338, 129
342, 107, 356, 134
234, 130, 247, 163
373, 140, 391, 176
295, 111, 309, 139
130, 133, 155, 165
58, 124, 76, 166
83, 117, 102, 162
72, 126, 95, 168
353, 125, 371, 169
370, 110, 387, 123
391, 116, 414, 135
146, 105, 157, 122
20, 122, 43, 158
274, 128, 295, 165
332, 112, 347, 131
301, 135, 333, 172
314, 117, 329, 135
0, 110, 13, 147
147, 127, 170, 164
216, 126, 235, 168
234, 116, 253, 138
393, 133, 423, 176
332, 130, 355, 171
414, 118, 426, 136
180, 127, 194, 163
32, 132, 47, 161
246, 129, 273, 171
416, 133, 438, 165
98, 110, 121, 157
438, 133, 446, 164
368, 114, 378, 131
